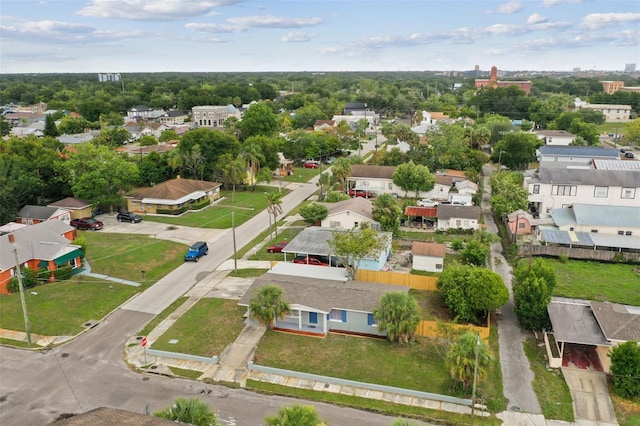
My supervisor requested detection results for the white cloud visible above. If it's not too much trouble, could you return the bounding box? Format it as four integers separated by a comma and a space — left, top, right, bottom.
281, 31, 316, 42
226, 15, 323, 29
77, 0, 243, 21
185, 22, 241, 33
542, 0, 585, 7
581, 12, 640, 30
527, 13, 547, 25
483, 23, 527, 36
0, 19, 143, 44
496, 1, 524, 14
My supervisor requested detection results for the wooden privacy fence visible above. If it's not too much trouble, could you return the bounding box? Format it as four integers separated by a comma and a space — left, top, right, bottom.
356, 269, 491, 340
519, 244, 640, 262
356, 269, 439, 290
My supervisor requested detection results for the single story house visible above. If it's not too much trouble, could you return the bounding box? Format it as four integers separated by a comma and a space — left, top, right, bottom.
123, 178, 222, 214
238, 264, 407, 337
313, 120, 335, 131
547, 297, 640, 373
534, 130, 576, 146
16, 205, 71, 225
505, 210, 534, 241
47, 197, 93, 220
454, 179, 478, 196
436, 205, 481, 231
0, 220, 83, 294
158, 110, 189, 125
411, 241, 446, 273
320, 197, 380, 230
281, 226, 392, 272
403, 206, 437, 229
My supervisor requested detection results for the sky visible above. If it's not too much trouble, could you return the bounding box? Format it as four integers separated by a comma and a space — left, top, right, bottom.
1, 0, 639, 74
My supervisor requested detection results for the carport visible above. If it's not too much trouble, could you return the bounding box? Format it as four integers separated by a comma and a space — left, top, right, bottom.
281, 227, 347, 266
547, 298, 609, 370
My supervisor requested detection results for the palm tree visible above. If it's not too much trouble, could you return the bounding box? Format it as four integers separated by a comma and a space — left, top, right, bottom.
154, 397, 218, 426
331, 157, 351, 192
249, 284, 290, 330
445, 332, 493, 393
264, 192, 283, 239
219, 154, 245, 203
241, 142, 265, 191
264, 404, 325, 426
373, 292, 421, 344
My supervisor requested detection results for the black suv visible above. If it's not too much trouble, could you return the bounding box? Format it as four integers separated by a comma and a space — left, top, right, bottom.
117, 211, 142, 223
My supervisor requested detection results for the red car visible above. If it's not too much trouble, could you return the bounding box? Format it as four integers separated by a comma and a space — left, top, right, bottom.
292, 255, 330, 266
348, 189, 374, 198
302, 161, 319, 169
267, 241, 288, 253
70, 217, 103, 231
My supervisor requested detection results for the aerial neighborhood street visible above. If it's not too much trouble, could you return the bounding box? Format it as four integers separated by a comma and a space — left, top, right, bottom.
2, 6, 640, 421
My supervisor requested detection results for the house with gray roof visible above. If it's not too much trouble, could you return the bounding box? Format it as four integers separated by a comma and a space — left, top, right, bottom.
537, 145, 619, 166
123, 177, 221, 214
436, 205, 481, 231
525, 166, 640, 218
0, 220, 82, 294
348, 165, 447, 199
320, 197, 380, 230
47, 197, 93, 220
534, 130, 576, 146
547, 297, 640, 373
238, 265, 407, 337
16, 205, 71, 225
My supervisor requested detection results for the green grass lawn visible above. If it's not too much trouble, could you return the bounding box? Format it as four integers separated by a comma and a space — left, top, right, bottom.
398, 230, 476, 245
142, 185, 283, 228
255, 332, 452, 394
541, 258, 640, 306
248, 227, 304, 261
279, 167, 322, 183
152, 298, 246, 357
82, 232, 186, 289
523, 335, 574, 422
0, 277, 138, 335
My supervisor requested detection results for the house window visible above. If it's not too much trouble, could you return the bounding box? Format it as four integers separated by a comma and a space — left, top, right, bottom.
288, 310, 300, 318
618, 230, 624, 235
552, 185, 576, 196
367, 313, 379, 327
329, 221, 341, 228
621, 188, 636, 199
388, 182, 393, 190
519, 222, 526, 229
329, 309, 346, 322
455, 219, 462, 227
594, 186, 608, 198
435, 263, 443, 270
591, 229, 598, 233
532, 184, 540, 194
569, 227, 574, 231
309, 312, 318, 324
626, 231, 632, 236
353, 222, 359, 228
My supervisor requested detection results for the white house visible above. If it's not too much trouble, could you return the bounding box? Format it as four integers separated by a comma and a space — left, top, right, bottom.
411, 241, 446, 273
348, 165, 455, 200
550, 204, 640, 236
436, 205, 481, 231
454, 179, 478, 196
525, 166, 640, 218
534, 130, 576, 146
320, 198, 380, 230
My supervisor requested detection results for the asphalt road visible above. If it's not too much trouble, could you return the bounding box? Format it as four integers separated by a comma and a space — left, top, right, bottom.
0, 136, 419, 425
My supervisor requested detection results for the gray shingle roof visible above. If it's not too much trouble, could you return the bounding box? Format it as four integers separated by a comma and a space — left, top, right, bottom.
238, 272, 408, 313
548, 298, 609, 345
436, 204, 481, 220
591, 301, 640, 342
321, 197, 374, 220
1, 221, 76, 270
350, 165, 396, 179
48, 197, 92, 209
538, 167, 640, 187
17, 205, 62, 220
539, 145, 618, 158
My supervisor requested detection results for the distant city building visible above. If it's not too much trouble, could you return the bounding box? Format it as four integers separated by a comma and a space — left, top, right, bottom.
573, 67, 581, 72
474, 66, 531, 95
98, 73, 121, 82
579, 104, 632, 123
600, 81, 625, 95
624, 63, 636, 73
192, 105, 240, 128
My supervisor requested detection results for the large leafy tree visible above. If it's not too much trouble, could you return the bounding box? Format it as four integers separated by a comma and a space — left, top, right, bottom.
373, 292, 421, 344
56, 143, 139, 203
292, 104, 327, 129
372, 193, 402, 234
492, 132, 540, 169
392, 160, 435, 198
239, 102, 278, 140
445, 332, 493, 393
138, 151, 171, 186
437, 262, 508, 324
218, 154, 245, 202
328, 225, 387, 280
154, 397, 218, 426
264, 404, 325, 426
0, 154, 40, 224
249, 284, 290, 330
609, 341, 640, 400
43, 114, 59, 137
299, 203, 328, 225
624, 119, 640, 147
489, 171, 529, 218
241, 141, 266, 190
179, 128, 240, 180
461, 240, 489, 267
512, 259, 556, 330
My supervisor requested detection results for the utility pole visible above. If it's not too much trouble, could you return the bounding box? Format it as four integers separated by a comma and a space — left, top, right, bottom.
471, 333, 480, 418
13, 248, 32, 346
231, 212, 238, 271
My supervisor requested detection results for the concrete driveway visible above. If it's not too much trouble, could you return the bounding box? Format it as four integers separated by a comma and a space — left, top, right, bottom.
562, 368, 618, 425
95, 213, 226, 246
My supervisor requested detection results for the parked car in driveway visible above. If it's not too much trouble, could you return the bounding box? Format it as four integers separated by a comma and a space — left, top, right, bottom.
117, 211, 142, 223
624, 152, 635, 158
325, 156, 336, 164
348, 189, 375, 198
70, 217, 103, 231
417, 198, 439, 207
267, 241, 288, 253
302, 161, 320, 169
292, 254, 330, 266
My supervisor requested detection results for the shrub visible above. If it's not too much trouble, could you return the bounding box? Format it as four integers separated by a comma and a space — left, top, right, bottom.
451, 239, 464, 251
53, 265, 73, 281
609, 341, 640, 399
558, 255, 568, 264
